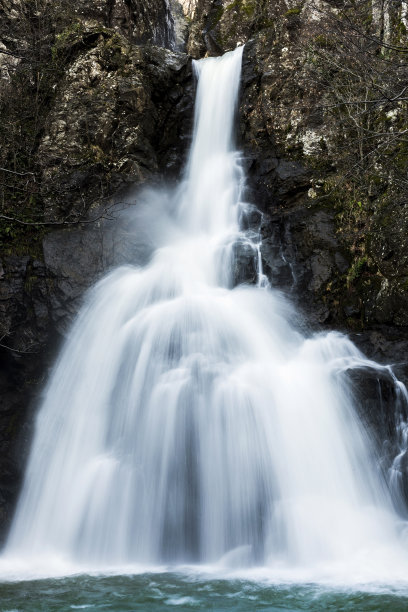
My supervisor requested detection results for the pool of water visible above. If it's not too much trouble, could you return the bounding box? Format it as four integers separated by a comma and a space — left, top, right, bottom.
2, 573, 408, 611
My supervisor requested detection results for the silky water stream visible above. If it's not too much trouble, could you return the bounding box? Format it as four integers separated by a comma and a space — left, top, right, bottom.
2, 46, 408, 610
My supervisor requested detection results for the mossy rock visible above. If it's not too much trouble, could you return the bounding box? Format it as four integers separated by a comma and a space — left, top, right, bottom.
285, 6, 302, 17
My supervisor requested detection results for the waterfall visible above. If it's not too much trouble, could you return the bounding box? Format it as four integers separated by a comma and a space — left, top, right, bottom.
4, 46, 408, 578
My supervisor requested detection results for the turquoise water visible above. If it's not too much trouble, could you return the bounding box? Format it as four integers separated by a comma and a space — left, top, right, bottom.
2, 573, 408, 611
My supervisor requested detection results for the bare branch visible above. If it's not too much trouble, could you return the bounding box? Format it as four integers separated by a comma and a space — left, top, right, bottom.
0, 203, 120, 227
0, 167, 35, 176
0, 334, 39, 355
0, 341, 39, 354
0, 49, 26, 60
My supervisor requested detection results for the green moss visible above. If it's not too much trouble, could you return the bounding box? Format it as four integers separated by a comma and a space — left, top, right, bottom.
24, 274, 38, 293
0, 219, 46, 259
207, 5, 224, 30
225, 0, 257, 17
347, 256, 368, 288
102, 38, 129, 72
313, 34, 334, 49
225, 0, 240, 12
52, 23, 123, 71
345, 316, 363, 331
377, 213, 393, 228
241, 0, 257, 17
285, 6, 302, 17
398, 20, 407, 36
390, 16, 407, 45
258, 18, 275, 29
52, 20, 85, 61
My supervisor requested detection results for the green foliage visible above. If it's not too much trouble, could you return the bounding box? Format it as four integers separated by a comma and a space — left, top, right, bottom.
347, 256, 368, 288
51, 21, 85, 65
240, 0, 257, 18
285, 6, 302, 17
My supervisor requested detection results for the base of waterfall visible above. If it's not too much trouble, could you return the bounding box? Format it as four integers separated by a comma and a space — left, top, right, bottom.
2, 539, 408, 587
2, 571, 408, 611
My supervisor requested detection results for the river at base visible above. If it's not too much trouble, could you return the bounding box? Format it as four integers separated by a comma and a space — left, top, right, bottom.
2, 570, 408, 611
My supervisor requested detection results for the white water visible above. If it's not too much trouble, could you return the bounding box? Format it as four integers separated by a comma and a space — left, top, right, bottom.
3, 47, 408, 583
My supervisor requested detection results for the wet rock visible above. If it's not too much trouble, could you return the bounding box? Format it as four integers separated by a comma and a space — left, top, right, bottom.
259, 203, 350, 327
170, 0, 191, 50
0, 254, 58, 544
231, 239, 258, 286
344, 363, 408, 511
108, 0, 176, 48
346, 366, 402, 451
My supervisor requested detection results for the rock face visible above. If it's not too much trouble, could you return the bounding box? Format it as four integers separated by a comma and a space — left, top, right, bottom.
0, 255, 52, 539
187, 0, 288, 57
3, 0, 177, 48
229, 3, 408, 350
40, 35, 192, 221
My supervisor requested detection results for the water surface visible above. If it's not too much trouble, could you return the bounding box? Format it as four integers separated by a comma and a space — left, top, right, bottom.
2, 573, 408, 612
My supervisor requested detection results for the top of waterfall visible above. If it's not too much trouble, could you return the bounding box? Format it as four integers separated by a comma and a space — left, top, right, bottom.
179, 46, 244, 235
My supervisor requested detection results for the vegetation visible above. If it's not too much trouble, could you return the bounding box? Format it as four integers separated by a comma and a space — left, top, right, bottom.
285, 6, 303, 18
0, 1, 81, 250
0, 1, 124, 254
300, 1, 408, 315
305, 1, 408, 207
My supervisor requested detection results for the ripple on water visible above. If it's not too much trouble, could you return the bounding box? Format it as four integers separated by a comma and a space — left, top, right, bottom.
1, 574, 408, 611
164, 596, 200, 606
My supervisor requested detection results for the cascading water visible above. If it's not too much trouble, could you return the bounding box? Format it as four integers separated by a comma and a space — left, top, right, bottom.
4, 47, 408, 580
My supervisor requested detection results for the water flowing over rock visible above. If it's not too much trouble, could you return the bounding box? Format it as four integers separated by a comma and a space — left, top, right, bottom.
182, 0, 408, 366
3, 48, 408, 583
0, 0, 196, 538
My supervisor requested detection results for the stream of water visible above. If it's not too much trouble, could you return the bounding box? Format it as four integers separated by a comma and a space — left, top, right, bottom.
2, 46, 408, 610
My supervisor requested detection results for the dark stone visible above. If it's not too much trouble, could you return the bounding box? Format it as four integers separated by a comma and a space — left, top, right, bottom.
231, 239, 258, 286
343, 363, 408, 512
